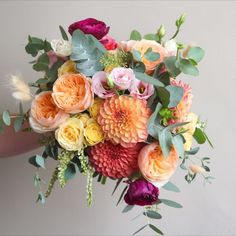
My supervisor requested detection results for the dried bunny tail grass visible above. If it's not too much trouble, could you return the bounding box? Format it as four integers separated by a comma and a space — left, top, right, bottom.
9, 74, 32, 101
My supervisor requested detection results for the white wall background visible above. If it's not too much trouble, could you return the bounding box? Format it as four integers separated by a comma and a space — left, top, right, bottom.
0, 1, 236, 235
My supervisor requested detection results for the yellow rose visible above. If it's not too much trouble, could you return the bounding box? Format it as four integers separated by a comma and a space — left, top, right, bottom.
88, 98, 103, 120
58, 60, 77, 77
84, 119, 104, 146
76, 113, 90, 127
55, 117, 84, 151
183, 112, 198, 151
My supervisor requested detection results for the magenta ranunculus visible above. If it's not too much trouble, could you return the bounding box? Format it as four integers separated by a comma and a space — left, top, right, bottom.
68, 18, 110, 40
129, 79, 154, 100
124, 179, 159, 206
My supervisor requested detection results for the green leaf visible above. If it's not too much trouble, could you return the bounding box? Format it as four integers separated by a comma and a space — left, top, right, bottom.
14, 116, 24, 132
163, 181, 180, 193
166, 85, 184, 108
143, 33, 158, 41
185, 146, 200, 155
25, 36, 45, 57
29, 155, 45, 168
132, 49, 142, 61
204, 132, 214, 148
38, 53, 49, 64
59, 25, 69, 40
0, 119, 4, 133
160, 199, 183, 208
70, 29, 105, 76
164, 56, 181, 77
130, 30, 142, 40
156, 87, 170, 107
112, 178, 123, 195
122, 205, 134, 213
33, 63, 48, 72
143, 210, 162, 219
36, 78, 49, 84
159, 126, 173, 158
2, 110, 11, 126
133, 225, 148, 235
144, 49, 160, 62
36, 192, 46, 204
172, 134, 184, 158
46, 59, 65, 82
193, 128, 206, 144
133, 62, 146, 73
116, 185, 128, 206
177, 58, 199, 76
187, 46, 205, 63
134, 72, 164, 87
64, 163, 76, 180
149, 224, 164, 235
101, 176, 107, 185
147, 103, 163, 138
44, 40, 52, 52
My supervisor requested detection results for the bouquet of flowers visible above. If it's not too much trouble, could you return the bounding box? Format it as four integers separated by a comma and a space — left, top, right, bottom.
1, 15, 213, 235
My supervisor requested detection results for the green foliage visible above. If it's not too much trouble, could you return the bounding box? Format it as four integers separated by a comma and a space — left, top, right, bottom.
14, 116, 24, 132
36, 191, 46, 204
143, 210, 162, 219
70, 29, 106, 76
177, 58, 199, 76
163, 181, 180, 192
86, 166, 94, 207
132, 49, 142, 61
171, 13, 186, 39
134, 72, 164, 87
59, 25, 69, 40
149, 224, 164, 235
165, 85, 184, 108
187, 47, 205, 63
116, 185, 128, 206
112, 178, 123, 196
45, 168, 58, 198
193, 127, 206, 144
122, 205, 134, 213
144, 48, 160, 62
130, 30, 142, 40
33, 53, 49, 71
160, 199, 183, 208
64, 163, 77, 180
29, 155, 45, 168
143, 33, 158, 41
133, 225, 148, 235
164, 57, 181, 77
2, 110, 11, 126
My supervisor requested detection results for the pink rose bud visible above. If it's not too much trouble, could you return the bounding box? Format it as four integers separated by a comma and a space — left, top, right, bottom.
100, 35, 118, 50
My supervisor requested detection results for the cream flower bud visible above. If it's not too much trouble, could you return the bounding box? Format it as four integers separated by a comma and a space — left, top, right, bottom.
51, 39, 72, 57
157, 24, 166, 38
189, 164, 205, 174
164, 39, 178, 56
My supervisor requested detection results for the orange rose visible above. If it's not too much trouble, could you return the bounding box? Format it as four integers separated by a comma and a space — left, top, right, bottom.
121, 39, 167, 74
52, 73, 93, 114
138, 142, 178, 187
29, 91, 69, 133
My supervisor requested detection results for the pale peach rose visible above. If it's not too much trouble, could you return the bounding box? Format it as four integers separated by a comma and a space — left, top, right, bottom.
120, 39, 168, 74
52, 73, 93, 114
29, 91, 69, 133
138, 142, 178, 188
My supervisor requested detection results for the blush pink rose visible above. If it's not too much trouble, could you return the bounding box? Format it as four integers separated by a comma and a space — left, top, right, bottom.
29, 91, 69, 133
92, 71, 115, 99
110, 67, 135, 90
129, 79, 154, 100
100, 35, 118, 50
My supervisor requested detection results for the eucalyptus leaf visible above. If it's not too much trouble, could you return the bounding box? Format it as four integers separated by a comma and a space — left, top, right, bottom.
178, 58, 199, 76
149, 224, 164, 235
172, 134, 184, 158
134, 72, 164, 87
2, 110, 11, 126
156, 87, 170, 107
29, 155, 45, 168
14, 116, 24, 132
36, 192, 46, 204
144, 51, 160, 62
187, 46, 205, 63
164, 56, 181, 77
185, 146, 200, 155
163, 181, 180, 193
143, 210, 162, 219
122, 205, 134, 213
132, 49, 142, 61
130, 30, 142, 40
59, 25, 69, 40
166, 85, 184, 108
64, 163, 76, 180
160, 199, 183, 208
133, 225, 148, 235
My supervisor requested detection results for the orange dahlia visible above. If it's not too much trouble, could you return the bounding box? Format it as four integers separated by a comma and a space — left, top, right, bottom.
97, 95, 151, 147
88, 141, 143, 178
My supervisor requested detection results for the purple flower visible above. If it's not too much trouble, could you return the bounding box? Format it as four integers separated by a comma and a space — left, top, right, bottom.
124, 179, 159, 206
68, 18, 110, 40
129, 79, 154, 100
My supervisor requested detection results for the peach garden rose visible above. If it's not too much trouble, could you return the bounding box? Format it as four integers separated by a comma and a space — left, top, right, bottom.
29, 91, 69, 133
52, 73, 93, 114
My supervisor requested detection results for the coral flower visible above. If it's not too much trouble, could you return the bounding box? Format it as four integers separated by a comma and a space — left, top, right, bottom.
97, 95, 151, 147
52, 73, 93, 114
169, 79, 193, 124
29, 91, 69, 133
88, 141, 143, 178
138, 143, 178, 188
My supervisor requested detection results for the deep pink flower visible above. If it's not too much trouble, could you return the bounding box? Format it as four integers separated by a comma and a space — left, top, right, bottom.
92, 71, 115, 99
124, 179, 159, 206
129, 79, 154, 100
68, 18, 109, 40
100, 35, 118, 50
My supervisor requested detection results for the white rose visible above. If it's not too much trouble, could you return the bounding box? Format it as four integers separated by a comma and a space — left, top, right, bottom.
51, 39, 72, 57
164, 39, 177, 56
